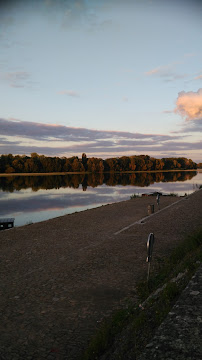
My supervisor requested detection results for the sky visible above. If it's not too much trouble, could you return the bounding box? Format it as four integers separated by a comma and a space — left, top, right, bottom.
0, 0, 202, 162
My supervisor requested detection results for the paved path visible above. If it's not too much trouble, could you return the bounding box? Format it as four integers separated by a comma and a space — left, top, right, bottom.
0, 191, 201, 359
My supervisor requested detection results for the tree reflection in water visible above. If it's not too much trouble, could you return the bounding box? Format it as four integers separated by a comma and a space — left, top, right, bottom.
0, 171, 197, 193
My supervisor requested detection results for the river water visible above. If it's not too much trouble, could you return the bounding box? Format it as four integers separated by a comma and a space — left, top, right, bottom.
1, 171, 201, 227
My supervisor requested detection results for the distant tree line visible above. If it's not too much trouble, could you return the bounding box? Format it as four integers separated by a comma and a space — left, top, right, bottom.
0, 152, 197, 174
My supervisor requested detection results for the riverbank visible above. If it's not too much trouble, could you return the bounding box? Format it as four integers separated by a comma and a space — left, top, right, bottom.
138, 261, 202, 360
0, 190, 201, 359
83, 229, 202, 360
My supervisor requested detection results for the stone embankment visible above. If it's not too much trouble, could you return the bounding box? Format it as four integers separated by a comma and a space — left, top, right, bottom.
0, 191, 201, 359
138, 264, 202, 360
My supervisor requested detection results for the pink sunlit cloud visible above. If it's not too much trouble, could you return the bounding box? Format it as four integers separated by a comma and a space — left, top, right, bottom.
57, 90, 80, 97
175, 88, 202, 121
194, 75, 202, 80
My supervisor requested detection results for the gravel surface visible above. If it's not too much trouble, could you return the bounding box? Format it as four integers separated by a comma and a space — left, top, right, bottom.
0, 191, 201, 359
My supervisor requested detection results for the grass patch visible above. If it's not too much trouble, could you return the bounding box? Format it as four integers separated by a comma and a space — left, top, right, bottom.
130, 194, 142, 199
81, 308, 133, 360
137, 228, 202, 299
167, 192, 178, 197
81, 228, 202, 360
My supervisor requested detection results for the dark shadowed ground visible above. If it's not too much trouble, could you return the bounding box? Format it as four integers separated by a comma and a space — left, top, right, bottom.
0, 191, 201, 359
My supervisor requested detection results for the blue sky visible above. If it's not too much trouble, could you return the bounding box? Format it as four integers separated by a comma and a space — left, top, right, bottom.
0, 0, 202, 162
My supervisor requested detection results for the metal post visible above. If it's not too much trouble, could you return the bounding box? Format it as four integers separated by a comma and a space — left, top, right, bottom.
146, 233, 155, 282
148, 204, 154, 215
156, 193, 160, 209
147, 262, 151, 283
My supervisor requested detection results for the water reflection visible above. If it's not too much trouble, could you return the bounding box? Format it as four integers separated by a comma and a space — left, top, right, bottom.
0, 171, 200, 227
0, 171, 197, 192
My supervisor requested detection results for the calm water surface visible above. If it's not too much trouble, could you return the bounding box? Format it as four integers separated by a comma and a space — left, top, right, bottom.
1, 171, 201, 227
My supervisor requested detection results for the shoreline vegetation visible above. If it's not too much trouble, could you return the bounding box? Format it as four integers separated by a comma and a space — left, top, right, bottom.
82, 228, 202, 360
0, 153, 199, 175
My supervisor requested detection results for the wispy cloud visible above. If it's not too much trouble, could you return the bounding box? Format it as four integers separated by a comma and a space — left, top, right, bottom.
0, 138, 201, 160
1, 71, 31, 88
163, 110, 173, 114
145, 61, 187, 82
172, 119, 202, 134
0, 117, 199, 160
174, 88, 202, 121
145, 62, 176, 76
44, 0, 113, 33
184, 53, 196, 58
2, 118, 184, 142
0, 118, 174, 143
57, 90, 80, 97
194, 74, 202, 80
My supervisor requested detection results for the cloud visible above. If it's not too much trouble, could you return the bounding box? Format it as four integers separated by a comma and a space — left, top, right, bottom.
0, 136, 20, 145
1, 71, 31, 88
43, 0, 114, 33
0, 139, 201, 160
174, 88, 202, 121
194, 75, 202, 80
0, 118, 200, 160
163, 110, 173, 114
145, 62, 187, 82
172, 119, 202, 134
58, 90, 80, 97
0, 118, 178, 143
184, 53, 196, 58
145, 66, 166, 76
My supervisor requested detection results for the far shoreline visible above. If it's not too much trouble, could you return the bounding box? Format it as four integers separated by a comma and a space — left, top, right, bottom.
0, 169, 200, 177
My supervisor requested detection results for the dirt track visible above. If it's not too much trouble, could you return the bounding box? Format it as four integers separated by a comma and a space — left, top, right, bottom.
0, 191, 201, 359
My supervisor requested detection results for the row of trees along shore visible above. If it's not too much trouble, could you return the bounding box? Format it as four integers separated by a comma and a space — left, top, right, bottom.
0, 153, 197, 174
